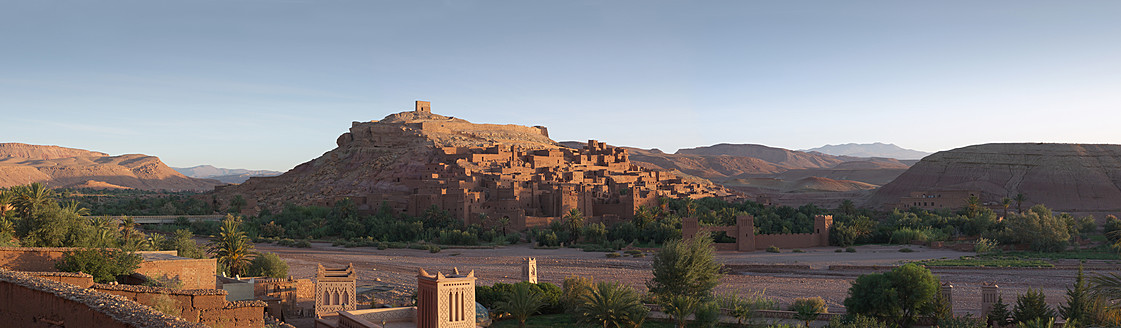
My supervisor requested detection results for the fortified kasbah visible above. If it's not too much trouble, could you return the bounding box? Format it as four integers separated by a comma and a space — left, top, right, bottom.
216, 101, 735, 229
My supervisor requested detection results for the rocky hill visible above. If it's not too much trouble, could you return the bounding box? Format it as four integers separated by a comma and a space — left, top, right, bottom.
212, 104, 728, 215
0, 143, 223, 191
592, 143, 911, 194
867, 143, 1121, 212
802, 142, 931, 160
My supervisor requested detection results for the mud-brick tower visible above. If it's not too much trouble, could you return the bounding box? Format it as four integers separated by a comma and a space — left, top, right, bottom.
315, 263, 357, 318
417, 268, 476, 328
981, 283, 1001, 318
416, 100, 431, 114
523, 258, 537, 283
814, 215, 834, 246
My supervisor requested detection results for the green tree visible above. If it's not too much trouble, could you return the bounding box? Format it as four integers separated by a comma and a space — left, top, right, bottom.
246, 252, 289, 278
207, 214, 255, 276
167, 229, 204, 259
660, 294, 699, 328
1060, 264, 1091, 326
1002, 197, 1012, 219
1014, 193, 1027, 214
999, 205, 1070, 252
790, 297, 827, 327
989, 295, 1012, 327
576, 281, 648, 328
12, 182, 56, 218
565, 209, 586, 242
646, 233, 722, 300
562, 275, 594, 312
965, 195, 981, 218
496, 283, 544, 328
844, 263, 940, 328
1012, 288, 1055, 325
55, 248, 142, 283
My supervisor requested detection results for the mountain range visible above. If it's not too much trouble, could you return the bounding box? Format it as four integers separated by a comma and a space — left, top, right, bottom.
0, 143, 222, 191
800, 142, 930, 160
173, 165, 283, 184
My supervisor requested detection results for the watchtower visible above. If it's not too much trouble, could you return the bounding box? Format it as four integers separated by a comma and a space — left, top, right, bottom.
523, 258, 537, 283
315, 263, 356, 318
416, 100, 432, 114
417, 267, 476, 328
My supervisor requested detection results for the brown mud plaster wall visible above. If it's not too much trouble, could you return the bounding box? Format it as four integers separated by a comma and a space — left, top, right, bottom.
0, 268, 205, 328
94, 283, 266, 328
136, 258, 218, 290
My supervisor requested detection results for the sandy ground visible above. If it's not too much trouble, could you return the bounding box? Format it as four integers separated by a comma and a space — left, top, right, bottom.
258, 242, 1118, 317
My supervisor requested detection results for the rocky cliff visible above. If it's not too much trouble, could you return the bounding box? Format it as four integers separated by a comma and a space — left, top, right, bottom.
0, 143, 222, 191
867, 143, 1121, 211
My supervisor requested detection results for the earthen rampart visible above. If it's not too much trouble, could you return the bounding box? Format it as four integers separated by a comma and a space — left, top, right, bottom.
0, 268, 205, 328
683, 215, 832, 252
93, 283, 266, 327
137, 257, 217, 290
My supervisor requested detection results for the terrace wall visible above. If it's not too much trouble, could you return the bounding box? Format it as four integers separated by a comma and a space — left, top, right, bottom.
93, 283, 266, 328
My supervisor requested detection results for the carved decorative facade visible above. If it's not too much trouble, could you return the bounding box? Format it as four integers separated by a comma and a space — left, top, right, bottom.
416, 268, 476, 328
316, 263, 357, 318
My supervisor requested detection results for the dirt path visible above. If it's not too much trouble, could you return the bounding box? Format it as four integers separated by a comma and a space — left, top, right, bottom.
257, 242, 1112, 314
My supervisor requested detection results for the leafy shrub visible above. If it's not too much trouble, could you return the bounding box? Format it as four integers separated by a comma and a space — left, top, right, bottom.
899, 248, 915, 253
427, 245, 441, 253
246, 252, 289, 278
835, 249, 843, 253
55, 248, 143, 283
793, 249, 805, 253
693, 301, 721, 328
766, 245, 780, 253
476, 282, 564, 315
845, 247, 856, 253
826, 314, 890, 328
561, 275, 594, 312
505, 233, 521, 245
975, 237, 999, 253
606, 252, 621, 258
631, 253, 645, 258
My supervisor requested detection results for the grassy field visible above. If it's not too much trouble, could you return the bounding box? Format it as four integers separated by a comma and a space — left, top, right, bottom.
924, 256, 1053, 268
979, 250, 1120, 260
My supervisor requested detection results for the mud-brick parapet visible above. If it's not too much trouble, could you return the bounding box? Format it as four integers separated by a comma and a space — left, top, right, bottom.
93, 283, 267, 328
0, 268, 205, 328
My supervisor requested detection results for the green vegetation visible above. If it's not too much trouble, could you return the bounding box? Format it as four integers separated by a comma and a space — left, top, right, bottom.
207, 215, 255, 276
647, 233, 722, 328
844, 263, 941, 328
575, 281, 648, 328
55, 248, 142, 283
789, 297, 827, 327
496, 283, 545, 328
246, 252, 289, 278
1012, 289, 1056, 325
923, 257, 1053, 268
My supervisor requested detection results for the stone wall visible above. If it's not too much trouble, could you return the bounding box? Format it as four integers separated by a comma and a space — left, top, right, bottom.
136, 258, 218, 290
0, 268, 205, 328
93, 283, 266, 328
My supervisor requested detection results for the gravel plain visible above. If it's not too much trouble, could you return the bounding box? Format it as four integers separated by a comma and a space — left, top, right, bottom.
257, 242, 1116, 316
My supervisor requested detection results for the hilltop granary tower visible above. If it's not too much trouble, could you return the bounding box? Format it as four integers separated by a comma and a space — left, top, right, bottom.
416, 100, 431, 114
522, 258, 537, 283
315, 263, 357, 318
417, 268, 476, 328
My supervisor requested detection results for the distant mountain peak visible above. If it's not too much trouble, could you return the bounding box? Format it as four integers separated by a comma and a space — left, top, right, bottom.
172, 165, 282, 184
800, 143, 930, 160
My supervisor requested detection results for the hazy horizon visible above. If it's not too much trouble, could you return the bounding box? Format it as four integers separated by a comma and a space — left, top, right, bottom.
4, 1, 1120, 171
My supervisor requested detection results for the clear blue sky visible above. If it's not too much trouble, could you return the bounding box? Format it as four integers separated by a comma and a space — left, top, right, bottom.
4, 1, 1121, 171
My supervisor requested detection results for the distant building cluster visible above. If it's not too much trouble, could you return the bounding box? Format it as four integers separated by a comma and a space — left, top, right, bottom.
337, 102, 733, 230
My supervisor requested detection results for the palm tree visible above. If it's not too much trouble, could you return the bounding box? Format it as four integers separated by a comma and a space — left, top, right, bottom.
87, 216, 118, 247
207, 215, 255, 276
1002, 197, 1012, 219
13, 182, 55, 218
660, 294, 700, 328
565, 208, 585, 242
499, 217, 511, 236
1014, 193, 1027, 214
119, 216, 138, 243
496, 283, 544, 328
966, 196, 981, 218
577, 282, 649, 328
0, 190, 13, 218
